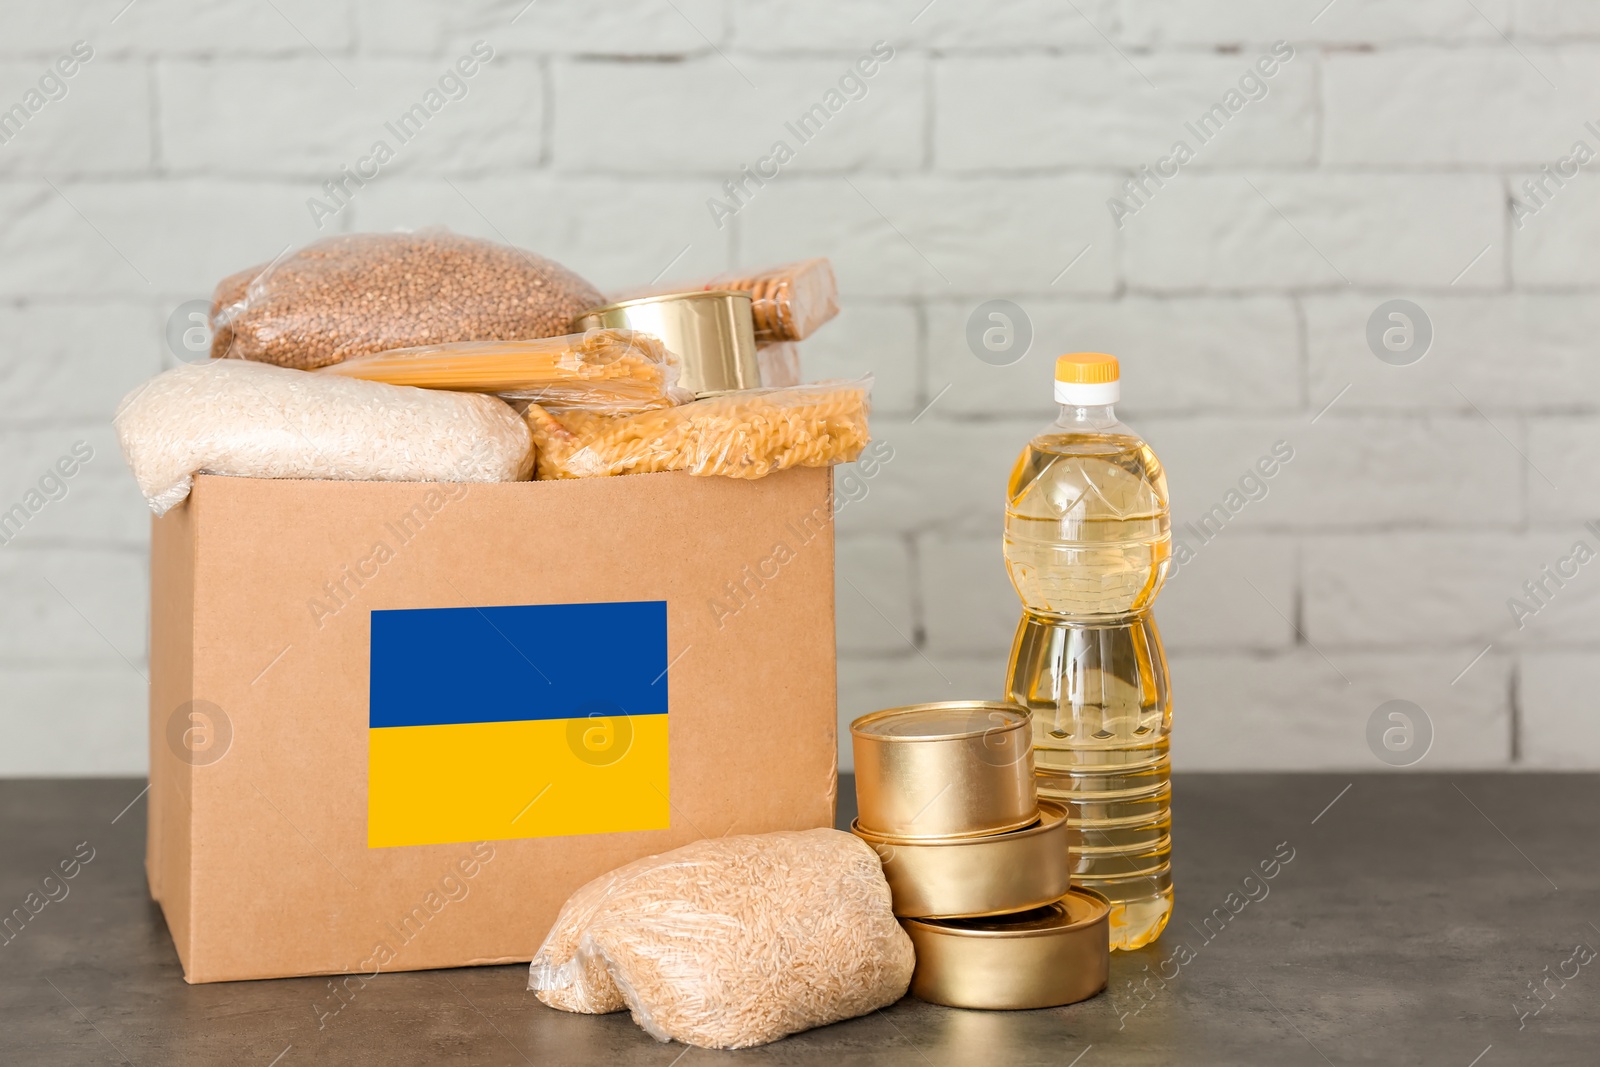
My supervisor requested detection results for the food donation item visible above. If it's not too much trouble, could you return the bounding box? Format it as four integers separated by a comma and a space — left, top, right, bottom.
614, 258, 839, 343
851, 702, 1037, 840
757, 341, 802, 388
900, 888, 1111, 1010
529, 829, 914, 1050
848, 702, 1106, 1009
851, 800, 1072, 920
210, 230, 603, 369
318, 329, 687, 413
715, 259, 838, 341
1003, 353, 1174, 950
572, 290, 760, 397
113, 359, 533, 515
522, 379, 870, 481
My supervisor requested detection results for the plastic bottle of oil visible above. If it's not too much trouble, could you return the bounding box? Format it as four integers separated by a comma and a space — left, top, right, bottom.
1003, 353, 1172, 950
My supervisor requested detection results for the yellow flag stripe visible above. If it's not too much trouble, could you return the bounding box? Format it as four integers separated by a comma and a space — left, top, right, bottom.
368, 716, 669, 848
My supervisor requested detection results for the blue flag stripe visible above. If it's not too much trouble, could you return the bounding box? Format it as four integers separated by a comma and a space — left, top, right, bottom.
369, 600, 668, 729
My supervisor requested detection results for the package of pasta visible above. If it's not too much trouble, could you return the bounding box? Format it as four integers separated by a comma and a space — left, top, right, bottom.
522, 378, 870, 481
529, 829, 914, 1049
114, 360, 533, 515
756, 341, 802, 388
612, 258, 838, 343
318, 329, 689, 413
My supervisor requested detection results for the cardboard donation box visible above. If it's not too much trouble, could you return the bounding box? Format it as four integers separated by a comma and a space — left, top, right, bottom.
147, 467, 839, 983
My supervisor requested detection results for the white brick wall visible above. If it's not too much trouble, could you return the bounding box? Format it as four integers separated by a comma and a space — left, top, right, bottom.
1, 1, 1597, 775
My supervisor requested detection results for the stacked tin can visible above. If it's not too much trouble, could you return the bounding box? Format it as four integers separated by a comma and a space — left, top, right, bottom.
850, 701, 1110, 1010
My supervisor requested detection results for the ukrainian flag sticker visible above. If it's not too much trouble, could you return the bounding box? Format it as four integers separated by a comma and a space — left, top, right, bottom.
367, 600, 670, 849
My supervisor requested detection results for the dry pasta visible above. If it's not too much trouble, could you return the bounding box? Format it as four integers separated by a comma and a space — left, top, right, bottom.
318, 329, 686, 413
529, 829, 914, 1049
522, 379, 870, 480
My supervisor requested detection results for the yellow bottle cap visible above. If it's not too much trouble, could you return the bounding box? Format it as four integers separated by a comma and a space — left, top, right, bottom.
1054, 353, 1119, 385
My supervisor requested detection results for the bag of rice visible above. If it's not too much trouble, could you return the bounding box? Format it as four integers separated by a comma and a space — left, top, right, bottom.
211, 230, 603, 369
529, 829, 914, 1049
114, 360, 533, 516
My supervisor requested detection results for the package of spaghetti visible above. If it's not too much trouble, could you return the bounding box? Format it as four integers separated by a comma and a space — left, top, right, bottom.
522, 378, 870, 481
318, 329, 689, 413
612, 258, 838, 343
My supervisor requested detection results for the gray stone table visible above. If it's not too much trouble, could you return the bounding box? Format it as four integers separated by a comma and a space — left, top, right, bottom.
2, 773, 1595, 1065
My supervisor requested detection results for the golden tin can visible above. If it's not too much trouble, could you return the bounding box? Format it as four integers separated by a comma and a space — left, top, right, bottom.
852, 800, 1072, 919
851, 702, 1036, 841
901, 888, 1111, 1010
572, 290, 760, 397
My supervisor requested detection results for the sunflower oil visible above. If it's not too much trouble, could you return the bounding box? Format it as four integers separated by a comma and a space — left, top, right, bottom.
1003, 353, 1173, 950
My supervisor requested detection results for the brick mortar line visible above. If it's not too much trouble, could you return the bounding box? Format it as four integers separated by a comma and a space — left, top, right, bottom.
538, 54, 553, 169
0, 660, 151, 669
0, 167, 1568, 178
0, 542, 148, 552
1310, 43, 1325, 168
146, 56, 161, 173
903, 530, 927, 650
7, 38, 1600, 63
29, 40, 1599, 58
345, 0, 361, 54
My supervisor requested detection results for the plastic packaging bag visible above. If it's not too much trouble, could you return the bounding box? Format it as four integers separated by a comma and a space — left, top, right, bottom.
612, 258, 838, 343
211, 230, 603, 369
114, 360, 533, 515
522, 378, 870, 480
319, 329, 689, 413
529, 829, 914, 1049
756, 341, 802, 389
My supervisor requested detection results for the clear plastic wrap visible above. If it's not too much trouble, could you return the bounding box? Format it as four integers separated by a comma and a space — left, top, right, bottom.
113, 360, 533, 515
210, 230, 603, 369
756, 341, 803, 389
529, 829, 914, 1050
612, 258, 838, 343
318, 329, 689, 413
522, 378, 870, 480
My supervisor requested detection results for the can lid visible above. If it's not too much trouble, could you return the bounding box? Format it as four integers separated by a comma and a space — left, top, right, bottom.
574, 289, 752, 319
850, 799, 1066, 848
913, 887, 1110, 938
852, 701, 1028, 742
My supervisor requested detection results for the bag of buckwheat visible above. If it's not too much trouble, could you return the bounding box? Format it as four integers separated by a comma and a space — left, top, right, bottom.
529, 829, 913, 1049
210, 230, 603, 370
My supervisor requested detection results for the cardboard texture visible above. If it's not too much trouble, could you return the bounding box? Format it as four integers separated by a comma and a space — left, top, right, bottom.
147, 468, 838, 984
